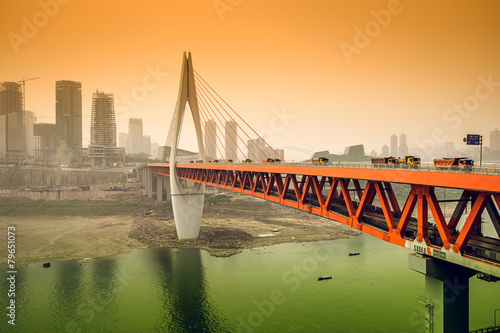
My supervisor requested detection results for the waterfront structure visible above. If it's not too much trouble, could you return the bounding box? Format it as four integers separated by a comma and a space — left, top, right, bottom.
224, 119, 237, 161
55, 80, 82, 163
88, 91, 123, 167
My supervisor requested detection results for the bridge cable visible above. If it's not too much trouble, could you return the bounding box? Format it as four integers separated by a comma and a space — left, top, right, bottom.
197, 98, 223, 160
195, 81, 247, 162
197, 90, 232, 161
193, 72, 262, 162
194, 71, 266, 161
194, 70, 286, 162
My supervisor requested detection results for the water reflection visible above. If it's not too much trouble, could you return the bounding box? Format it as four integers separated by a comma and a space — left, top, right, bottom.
150, 248, 233, 332
50, 261, 85, 331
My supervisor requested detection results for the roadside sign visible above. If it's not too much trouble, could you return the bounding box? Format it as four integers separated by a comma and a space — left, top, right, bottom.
465, 134, 481, 145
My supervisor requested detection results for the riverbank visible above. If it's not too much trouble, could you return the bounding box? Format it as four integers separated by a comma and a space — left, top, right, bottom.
130, 193, 361, 257
0, 192, 361, 264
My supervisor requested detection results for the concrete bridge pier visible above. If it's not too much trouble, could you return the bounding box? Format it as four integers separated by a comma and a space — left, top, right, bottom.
156, 175, 163, 202
146, 167, 153, 198
155, 175, 171, 202
141, 167, 153, 198
164, 176, 171, 200
409, 254, 476, 333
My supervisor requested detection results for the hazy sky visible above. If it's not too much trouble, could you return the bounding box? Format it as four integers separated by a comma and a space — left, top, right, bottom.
1, 0, 499, 160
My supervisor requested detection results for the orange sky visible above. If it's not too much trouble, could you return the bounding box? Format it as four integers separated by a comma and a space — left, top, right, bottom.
1, 0, 500, 160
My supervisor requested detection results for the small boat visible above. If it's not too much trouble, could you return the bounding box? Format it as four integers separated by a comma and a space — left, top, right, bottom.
317, 276, 332, 281
43, 262, 51, 268
349, 251, 360, 256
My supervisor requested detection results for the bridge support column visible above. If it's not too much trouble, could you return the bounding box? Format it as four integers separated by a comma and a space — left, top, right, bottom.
164, 176, 171, 200
157, 175, 163, 202
409, 254, 476, 333
144, 167, 153, 198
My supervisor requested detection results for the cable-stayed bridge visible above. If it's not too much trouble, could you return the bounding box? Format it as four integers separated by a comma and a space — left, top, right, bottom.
140, 52, 500, 333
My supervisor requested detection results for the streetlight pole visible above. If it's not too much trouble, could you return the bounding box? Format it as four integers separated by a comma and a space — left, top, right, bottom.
480, 135, 483, 167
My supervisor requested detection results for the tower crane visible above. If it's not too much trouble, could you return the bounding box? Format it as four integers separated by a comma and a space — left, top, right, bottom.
18, 77, 40, 111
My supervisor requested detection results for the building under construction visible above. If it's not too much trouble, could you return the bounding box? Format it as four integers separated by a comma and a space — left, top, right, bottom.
88, 91, 124, 168
0, 82, 35, 162
55, 80, 82, 163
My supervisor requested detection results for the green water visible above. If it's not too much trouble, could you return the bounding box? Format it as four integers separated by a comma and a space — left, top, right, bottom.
2, 234, 499, 332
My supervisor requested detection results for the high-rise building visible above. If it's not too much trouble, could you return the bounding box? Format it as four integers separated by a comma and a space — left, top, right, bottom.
0, 82, 22, 160
399, 133, 408, 157
0, 82, 35, 162
204, 119, 217, 160
7, 111, 35, 161
118, 132, 128, 149
382, 145, 389, 156
55, 80, 82, 163
247, 138, 265, 161
390, 134, 398, 156
225, 119, 237, 161
88, 91, 123, 167
264, 147, 284, 160
0, 82, 22, 116
127, 118, 144, 154
491, 129, 500, 152
142, 135, 151, 155
444, 142, 455, 157
34, 123, 57, 163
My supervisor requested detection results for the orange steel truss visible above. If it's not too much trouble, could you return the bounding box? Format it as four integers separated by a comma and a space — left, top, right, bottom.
149, 163, 500, 271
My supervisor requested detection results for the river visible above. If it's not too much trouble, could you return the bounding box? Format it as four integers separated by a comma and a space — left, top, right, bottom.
2, 234, 499, 332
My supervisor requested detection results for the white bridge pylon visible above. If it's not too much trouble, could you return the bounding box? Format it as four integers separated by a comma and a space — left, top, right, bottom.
169, 52, 205, 239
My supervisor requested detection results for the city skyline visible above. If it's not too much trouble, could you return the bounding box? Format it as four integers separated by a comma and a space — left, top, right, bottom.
1, 1, 500, 161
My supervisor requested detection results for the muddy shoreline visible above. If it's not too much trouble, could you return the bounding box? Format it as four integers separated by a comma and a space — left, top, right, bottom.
0, 192, 361, 264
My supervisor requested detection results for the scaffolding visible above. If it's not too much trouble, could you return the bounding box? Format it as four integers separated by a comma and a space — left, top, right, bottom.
89, 91, 121, 167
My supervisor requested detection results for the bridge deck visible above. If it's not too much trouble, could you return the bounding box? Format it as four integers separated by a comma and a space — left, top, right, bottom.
147, 163, 500, 277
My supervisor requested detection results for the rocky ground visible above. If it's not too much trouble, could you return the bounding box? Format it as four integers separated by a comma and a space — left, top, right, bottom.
129, 191, 361, 257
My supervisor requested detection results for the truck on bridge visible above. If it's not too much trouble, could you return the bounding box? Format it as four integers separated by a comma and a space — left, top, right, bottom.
433, 157, 474, 170
371, 156, 421, 166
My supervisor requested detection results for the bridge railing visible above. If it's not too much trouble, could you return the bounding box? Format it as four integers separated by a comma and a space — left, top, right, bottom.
181, 161, 500, 176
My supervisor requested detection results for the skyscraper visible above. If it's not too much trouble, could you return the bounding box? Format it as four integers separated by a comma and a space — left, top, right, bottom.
0, 82, 22, 160
88, 91, 122, 167
399, 133, 408, 156
204, 119, 217, 160
0, 82, 34, 162
128, 118, 144, 154
382, 145, 389, 156
225, 119, 237, 161
91, 91, 116, 147
0, 82, 22, 116
491, 129, 500, 152
247, 137, 265, 161
34, 123, 57, 162
390, 134, 398, 156
55, 80, 82, 162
